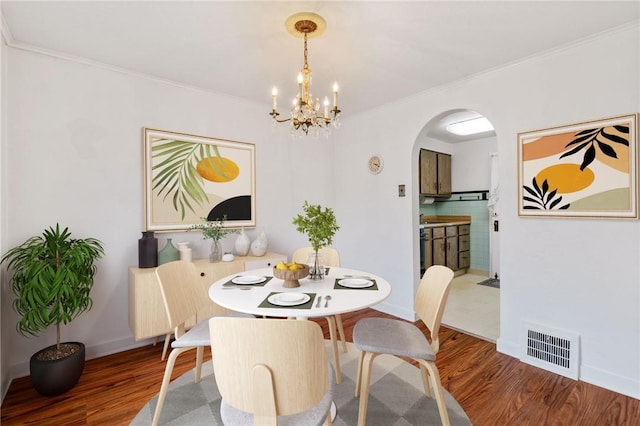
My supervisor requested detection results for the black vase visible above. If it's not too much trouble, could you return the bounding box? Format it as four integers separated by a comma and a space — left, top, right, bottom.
138, 231, 158, 268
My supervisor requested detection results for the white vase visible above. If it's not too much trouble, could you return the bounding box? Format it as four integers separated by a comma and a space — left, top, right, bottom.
250, 229, 268, 257
177, 242, 192, 262
234, 228, 250, 256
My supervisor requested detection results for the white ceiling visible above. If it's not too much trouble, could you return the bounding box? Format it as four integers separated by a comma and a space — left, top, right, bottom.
2, 1, 638, 124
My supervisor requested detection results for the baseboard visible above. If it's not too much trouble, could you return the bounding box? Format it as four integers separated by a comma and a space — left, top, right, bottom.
496, 336, 520, 358
10, 336, 157, 380
1, 374, 10, 405
580, 364, 640, 399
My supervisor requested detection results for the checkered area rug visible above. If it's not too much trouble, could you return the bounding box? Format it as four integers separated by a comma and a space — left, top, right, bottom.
131, 342, 471, 425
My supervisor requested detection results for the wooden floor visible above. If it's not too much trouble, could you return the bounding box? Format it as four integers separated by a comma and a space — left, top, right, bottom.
2, 308, 639, 425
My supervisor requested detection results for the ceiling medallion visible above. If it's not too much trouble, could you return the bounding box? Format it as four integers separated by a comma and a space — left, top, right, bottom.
270, 12, 341, 137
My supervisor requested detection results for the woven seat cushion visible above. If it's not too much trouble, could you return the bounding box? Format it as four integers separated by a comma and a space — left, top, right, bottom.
353, 317, 436, 361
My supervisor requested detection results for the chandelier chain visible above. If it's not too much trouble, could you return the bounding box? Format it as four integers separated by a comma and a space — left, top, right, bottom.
303, 32, 309, 70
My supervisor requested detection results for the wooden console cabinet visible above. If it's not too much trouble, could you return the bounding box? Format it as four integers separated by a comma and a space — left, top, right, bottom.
128, 253, 286, 340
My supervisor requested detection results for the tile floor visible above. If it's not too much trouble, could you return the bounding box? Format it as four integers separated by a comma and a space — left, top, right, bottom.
441, 273, 499, 343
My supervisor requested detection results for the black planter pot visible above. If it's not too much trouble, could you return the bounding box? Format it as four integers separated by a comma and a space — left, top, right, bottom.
30, 342, 85, 396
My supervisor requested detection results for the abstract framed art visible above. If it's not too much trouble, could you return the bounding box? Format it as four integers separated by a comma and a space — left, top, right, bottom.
518, 113, 638, 219
143, 128, 256, 231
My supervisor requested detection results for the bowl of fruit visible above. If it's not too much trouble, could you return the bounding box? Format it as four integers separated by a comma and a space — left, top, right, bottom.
273, 261, 310, 288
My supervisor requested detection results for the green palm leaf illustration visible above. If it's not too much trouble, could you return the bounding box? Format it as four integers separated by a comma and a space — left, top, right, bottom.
151, 139, 223, 219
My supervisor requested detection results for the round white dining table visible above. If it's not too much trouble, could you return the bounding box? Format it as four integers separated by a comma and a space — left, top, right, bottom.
208, 266, 391, 319
208, 266, 391, 421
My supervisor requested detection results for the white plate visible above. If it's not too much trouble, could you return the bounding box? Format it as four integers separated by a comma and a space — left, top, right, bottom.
232, 275, 267, 285
268, 293, 311, 306
337, 278, 374, 288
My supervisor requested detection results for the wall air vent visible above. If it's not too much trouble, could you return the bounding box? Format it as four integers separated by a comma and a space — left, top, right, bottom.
521, 321, 579, 380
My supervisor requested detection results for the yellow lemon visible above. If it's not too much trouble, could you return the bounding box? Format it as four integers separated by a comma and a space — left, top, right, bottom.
275, 261, 287, 270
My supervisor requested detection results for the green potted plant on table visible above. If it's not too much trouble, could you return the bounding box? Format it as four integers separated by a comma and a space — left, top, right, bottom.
1, 224, 104, 396
190, 215, 237, 262
292, 201, 340, 279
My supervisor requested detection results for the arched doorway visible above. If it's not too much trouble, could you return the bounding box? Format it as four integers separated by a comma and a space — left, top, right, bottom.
414, 108, 499, 342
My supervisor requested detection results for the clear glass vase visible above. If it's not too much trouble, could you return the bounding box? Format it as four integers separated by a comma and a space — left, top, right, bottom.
307, 251, 325, 280
210, 240, 222, 263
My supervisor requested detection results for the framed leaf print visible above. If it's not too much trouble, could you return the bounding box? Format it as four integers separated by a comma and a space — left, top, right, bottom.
518, 113, 638, 219
143, 128, 256, 231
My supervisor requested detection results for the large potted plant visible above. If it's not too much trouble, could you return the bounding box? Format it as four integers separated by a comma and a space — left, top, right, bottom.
292, 201, 340, 279
1, 224, 104, 396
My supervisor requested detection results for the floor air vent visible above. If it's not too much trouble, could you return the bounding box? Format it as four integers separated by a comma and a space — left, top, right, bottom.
521, 321, 579, 379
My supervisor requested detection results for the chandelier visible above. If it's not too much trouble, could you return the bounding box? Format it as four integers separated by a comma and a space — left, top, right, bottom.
270, 13, 341, 137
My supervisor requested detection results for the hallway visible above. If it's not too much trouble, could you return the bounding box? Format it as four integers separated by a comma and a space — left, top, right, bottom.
441, 273, 499, 342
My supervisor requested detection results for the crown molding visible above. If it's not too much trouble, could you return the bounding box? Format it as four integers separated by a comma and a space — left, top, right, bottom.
0, 12, 245, 100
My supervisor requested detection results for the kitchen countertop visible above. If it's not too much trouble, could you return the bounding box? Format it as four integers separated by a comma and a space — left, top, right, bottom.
420, 215, 471, 228
420, 221, 470, 228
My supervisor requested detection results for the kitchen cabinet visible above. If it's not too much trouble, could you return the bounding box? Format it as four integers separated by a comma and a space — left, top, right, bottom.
419, 149, 452, 196
458, 225, 470, 269
128, 253, 286, 340
426, 224, 469, 274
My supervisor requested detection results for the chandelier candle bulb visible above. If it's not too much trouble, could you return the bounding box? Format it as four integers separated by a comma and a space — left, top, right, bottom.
271, 87, 278, 110
324, 97, 329, 117
333, 82, 339, 107
298, 73, 304, 100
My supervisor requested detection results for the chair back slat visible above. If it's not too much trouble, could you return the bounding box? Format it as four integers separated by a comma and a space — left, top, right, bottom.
156, 261, 201, 331
210, 317, 328, 418
414, 265, 455, 353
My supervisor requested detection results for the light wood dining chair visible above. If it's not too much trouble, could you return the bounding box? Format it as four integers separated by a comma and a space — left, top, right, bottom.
151, 260, 252, 426
210, 317, 334, 426
292, 246, 346, 384
353, 265, 455, 426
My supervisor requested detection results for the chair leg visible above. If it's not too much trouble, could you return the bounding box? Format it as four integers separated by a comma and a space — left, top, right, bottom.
194, 346, 205, 383
354, 350, 365, 397
357, 351, 377, 426
161, 333, 172, 361
419, 363, 432, 398
419, 359, 451, 426
334, 314, 347, 353
325, 315, 341, 384
152, 346, 191, 426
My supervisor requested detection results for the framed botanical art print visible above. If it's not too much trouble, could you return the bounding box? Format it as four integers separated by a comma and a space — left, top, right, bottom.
518, 113, 638, 219
143, 128, 256, 231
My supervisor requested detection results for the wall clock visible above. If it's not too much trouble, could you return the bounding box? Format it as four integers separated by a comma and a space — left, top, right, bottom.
368, 154, 384, 174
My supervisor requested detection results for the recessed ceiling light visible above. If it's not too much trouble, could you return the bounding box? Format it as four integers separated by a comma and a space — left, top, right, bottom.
446, 116, 494, 136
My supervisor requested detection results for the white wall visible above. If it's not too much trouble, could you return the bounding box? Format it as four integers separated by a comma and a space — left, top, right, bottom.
334, 23, 640, 398
0, 12, 8, 403
2, 47, 335, 378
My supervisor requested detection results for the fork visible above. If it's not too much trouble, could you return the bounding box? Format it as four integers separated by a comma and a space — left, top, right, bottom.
324, 295, 332, 308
